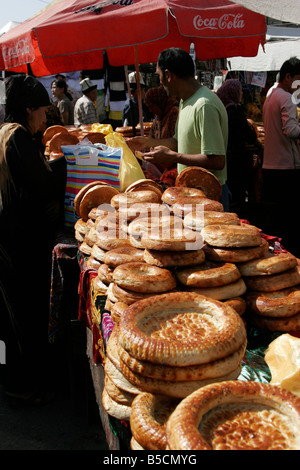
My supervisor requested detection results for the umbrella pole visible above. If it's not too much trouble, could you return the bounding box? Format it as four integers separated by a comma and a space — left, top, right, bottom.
134, 46, 144, 137
124, 65, 136, 136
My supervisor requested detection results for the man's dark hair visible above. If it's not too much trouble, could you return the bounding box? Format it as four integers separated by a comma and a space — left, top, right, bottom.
279, 56, 300, 82
157, 48, 195, 79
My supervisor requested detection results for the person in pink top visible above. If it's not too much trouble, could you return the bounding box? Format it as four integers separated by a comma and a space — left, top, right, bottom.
262, 57, 300, 257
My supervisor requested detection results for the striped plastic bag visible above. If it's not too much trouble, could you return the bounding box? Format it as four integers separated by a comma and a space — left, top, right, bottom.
62, 142, 122, 227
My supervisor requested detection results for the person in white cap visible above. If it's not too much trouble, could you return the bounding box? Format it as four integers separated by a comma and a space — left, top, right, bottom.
74, 78, 98, 127
122, 71, 152, 128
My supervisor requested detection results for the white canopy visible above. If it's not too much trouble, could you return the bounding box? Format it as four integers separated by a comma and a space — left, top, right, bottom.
228, 39, 300, 71
229, 0, 300, 24
0, 21, 20, 37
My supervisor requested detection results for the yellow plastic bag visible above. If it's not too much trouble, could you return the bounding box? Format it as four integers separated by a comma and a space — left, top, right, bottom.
105, 132, 144, 191
265, 334, 300, 397
91, 123, 114, 135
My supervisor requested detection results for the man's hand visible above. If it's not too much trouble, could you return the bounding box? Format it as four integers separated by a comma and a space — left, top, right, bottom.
143, 145, 178, 167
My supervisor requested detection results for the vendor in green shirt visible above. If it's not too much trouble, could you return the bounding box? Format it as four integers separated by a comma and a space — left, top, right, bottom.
127, 47, 229, 209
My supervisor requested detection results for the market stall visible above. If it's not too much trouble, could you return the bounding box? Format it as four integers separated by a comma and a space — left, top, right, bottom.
56, 138, 300, 450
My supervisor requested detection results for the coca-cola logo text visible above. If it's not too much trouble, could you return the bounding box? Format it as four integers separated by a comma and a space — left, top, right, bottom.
193, 13, 245, 31
2, 37, 31, 64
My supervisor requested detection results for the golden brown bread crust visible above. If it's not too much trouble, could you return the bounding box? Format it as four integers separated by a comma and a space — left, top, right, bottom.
103, 246, 145, 267
119, 360, 241, 398
140, 226, 204, 252
202, 224, 262, 248
125, 179, 163, 199
161, 187, 206, 205
79, 184, 119, 221
102, 387, 131, 421
111, 190, 160, 209
118, 292, 247, 366
238, 252, 298, 277
118, 202, 170, 223
95, 229, 131, 251
48, 131, 79, 155
130, 393, 179, 450
186, 278, 247, 301
74, 181, 112, 216
172, 197, 224, 217
247, 286, 300, 317
110, 301, 129, 325
245, 266, 300, 292
184, 210, 240, 231
175, 166, 222, 201
224, 297, 247, 316
112, 262, 177, 293
203, 238, 269, 262
42, 125, 68, 146
105, 375, 135, 406
166, 380, 300, 450
118, 340, 246, 382
111, 282, 158, 305
143, 247, 205, 268
176, 261, 241, 288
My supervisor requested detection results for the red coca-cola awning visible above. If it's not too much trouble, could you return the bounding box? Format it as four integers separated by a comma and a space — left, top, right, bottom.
0, 0, 266, 76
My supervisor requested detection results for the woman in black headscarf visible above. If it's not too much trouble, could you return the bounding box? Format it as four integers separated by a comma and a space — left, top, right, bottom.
0, 75, 66, 404
217, 79, 258, 208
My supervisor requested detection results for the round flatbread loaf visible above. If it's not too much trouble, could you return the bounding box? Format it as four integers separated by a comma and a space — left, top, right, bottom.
186, 278, 247, 301
245, 266, 300, 292
111, 190, 160, 209
247, 286, 300, 318
161, 187, 206, 205
203, 238, 269, 263
238, 252, 298, 277
202, 224, 262, 248
130, 392, 180, 450
125, 179, 163, 199
112, 262, 177, 293
103, 246, 144, 267
176, 261, 241, 288
140, 226, 204, 252
172, 197, 224, 217
143, 247, 205, 268
119, 360, 241, 398
42, 125, 68, 146
118, 340, 246, 382
175, 167, 222, 201
102, 387, 131, 421
184, 210, 240, 231
119, 292, 246, 366
166, 380, 300, 450
79, 184, 119, 221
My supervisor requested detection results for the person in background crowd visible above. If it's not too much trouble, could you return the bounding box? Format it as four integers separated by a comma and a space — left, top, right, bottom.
143, 85, 179, 186
51, 79, 74, 125
122, 71, 152, 128
0, 75, 66, 405
216, 78, 259, 209
262, 56, 300, 257
55, 73, 81, 103
74, 78, 98, 127
126, 48, 229, 209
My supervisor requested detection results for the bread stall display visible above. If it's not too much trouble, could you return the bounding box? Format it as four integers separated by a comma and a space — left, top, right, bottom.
72, 167, 300, 450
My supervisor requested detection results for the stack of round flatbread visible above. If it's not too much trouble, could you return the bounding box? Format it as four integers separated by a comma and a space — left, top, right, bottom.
240, 253, 300, 331
108, 292, 247, 401
165, 380, 300, 450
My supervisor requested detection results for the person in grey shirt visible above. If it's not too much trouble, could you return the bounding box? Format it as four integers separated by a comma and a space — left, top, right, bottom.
74, 78, 98, 127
